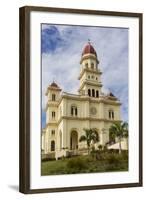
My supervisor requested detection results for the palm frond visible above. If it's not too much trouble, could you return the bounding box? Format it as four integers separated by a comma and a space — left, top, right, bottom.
79, 135, 86, 142
110, 121, 129, 139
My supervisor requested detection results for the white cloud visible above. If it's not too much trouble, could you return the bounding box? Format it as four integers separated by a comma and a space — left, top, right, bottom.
41, 25, 128, 121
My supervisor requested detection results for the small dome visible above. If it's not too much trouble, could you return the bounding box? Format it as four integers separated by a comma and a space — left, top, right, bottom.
82, 42, 97, 56
50, 81, 59, 88
109, 92, 115, 97
107, 92, 117, 100
46, 81, 61, 95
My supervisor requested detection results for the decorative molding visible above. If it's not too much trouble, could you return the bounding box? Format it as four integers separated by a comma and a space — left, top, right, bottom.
54, 94, 121, 109
45, 87, 62, 96
80, 53, 98, 64
45, 101, 59, 110
78, 80, 102, 91
57, 116, 122, 125
78, 68, 102, 80
46, 122, 58, 127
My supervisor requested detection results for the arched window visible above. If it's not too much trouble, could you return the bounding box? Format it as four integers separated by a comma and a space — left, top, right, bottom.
52, 111, 55, 119
52, 94, 56, 101
75, 107, 77, 116
88, 89, 91, 96
96, 90, 99, 97
71, 107, 74, 115
51, 140, 55, 151
91, 62, 94, 69
51, 130, 55, 136
109, 110, 114, 119
70, 131, 78, 150
88, 75, 90, 79
92, 89, 95, 97
109, 111, 111, 119
112, 111, 114, 119
85, 63, 88, 68
71, 105, 78, 117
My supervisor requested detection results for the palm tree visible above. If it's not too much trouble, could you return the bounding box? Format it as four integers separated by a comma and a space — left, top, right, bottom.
123, 122, 128, 150
109, 122, 128, 154
79, 128, 99, 155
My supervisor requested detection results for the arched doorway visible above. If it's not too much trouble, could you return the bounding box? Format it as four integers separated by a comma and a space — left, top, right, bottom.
70, 130, 78, 150
51, 140, 55, 151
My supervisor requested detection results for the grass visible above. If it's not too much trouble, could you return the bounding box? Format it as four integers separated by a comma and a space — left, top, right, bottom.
41, 151, 128, 176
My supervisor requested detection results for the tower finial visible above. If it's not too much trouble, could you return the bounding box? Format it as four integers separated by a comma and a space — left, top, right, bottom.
88, 39, 91, 44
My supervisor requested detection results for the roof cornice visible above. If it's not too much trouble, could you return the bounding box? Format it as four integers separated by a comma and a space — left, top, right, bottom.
78, 68, 102, 80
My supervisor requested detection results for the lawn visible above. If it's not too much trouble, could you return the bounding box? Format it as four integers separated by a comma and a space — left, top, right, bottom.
41, 151, 128, 175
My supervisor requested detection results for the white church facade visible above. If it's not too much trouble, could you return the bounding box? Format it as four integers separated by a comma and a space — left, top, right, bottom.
42, 42, 122, 159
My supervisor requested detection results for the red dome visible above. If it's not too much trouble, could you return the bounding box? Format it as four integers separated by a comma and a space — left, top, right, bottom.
50, 81, 59, 88
82, 42, 97, 56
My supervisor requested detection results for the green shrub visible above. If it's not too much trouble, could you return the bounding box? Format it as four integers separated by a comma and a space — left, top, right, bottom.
95, 152, 103, 160
108, 149, 115, 154
67, 157, 87, 170
85, 156, 94, 162
105, 164, 118, 171
103, 145, 108, 153
41, 156, 55, 162
90, 147, 97, 159
107, 154, 120, 165
98, 144, 103, 151
121, 151, 128, 160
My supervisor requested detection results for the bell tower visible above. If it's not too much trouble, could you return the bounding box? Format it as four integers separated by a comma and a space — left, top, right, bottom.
78, 41, 102, 97
45, 81, 61, 124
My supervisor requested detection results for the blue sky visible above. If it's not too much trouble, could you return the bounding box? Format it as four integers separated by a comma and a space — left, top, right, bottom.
41, 24, 128, 128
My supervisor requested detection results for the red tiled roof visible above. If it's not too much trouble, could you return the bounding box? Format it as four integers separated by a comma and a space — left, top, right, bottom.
82, 42, 97, 56
50, 81, 59, 88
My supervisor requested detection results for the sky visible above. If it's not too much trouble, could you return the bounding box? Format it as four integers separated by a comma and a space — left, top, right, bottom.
41, 24, 129, 128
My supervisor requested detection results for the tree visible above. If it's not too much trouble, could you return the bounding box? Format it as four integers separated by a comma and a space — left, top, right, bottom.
79, 128, 99, 155
98, 144, 103, 151
123, 122, 128, 150
109, 122, 128, 154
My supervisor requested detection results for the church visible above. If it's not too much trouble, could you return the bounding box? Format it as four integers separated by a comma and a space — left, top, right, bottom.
42, 41, 122, 159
